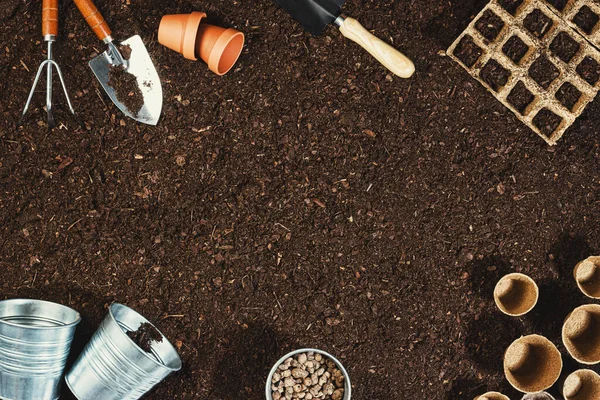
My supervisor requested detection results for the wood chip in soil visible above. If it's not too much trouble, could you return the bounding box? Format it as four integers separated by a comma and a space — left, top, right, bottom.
524, 9, 554, 38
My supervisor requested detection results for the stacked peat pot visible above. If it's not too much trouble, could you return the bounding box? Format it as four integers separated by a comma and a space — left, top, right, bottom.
475, 256, 600, 400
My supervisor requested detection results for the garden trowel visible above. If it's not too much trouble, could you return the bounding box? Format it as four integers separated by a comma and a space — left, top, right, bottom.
272, 0, 415, 78
74, 0, 162, 125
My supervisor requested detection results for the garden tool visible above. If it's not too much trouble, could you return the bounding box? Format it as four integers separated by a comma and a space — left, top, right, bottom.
272, 0, 415, 78
73, 0, 162, 125
19, 0, 78, 129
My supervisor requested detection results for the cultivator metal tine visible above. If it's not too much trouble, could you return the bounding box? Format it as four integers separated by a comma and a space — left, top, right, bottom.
19, 0, 79, 129
53, 60, 77, 118
45, 42, 56, 129
18, 60, 48, 127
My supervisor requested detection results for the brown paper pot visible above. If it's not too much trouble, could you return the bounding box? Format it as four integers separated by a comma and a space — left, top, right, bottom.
573, 257, 600, 299
562, 304, 600, 365
474, 392, 510, 400
521, 393, 555, 400
563, 369, 600, 400
494, 273, 539, 316
504, 334, 562, 393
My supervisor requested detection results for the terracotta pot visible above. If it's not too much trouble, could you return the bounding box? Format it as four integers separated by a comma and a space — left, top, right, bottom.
196, 24, 244, 75
158, 12, 206, 61
158, 12, 244, 75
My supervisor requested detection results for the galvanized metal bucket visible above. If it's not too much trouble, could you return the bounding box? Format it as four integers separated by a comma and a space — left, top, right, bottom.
65, 303, 182, 400
265, 348, 352, 400
0, 298, 81, 400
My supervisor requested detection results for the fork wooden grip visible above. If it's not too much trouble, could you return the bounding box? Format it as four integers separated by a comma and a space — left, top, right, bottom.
339, 17, 415, 79
42, 0, 59, 37
74, 0, 112, 41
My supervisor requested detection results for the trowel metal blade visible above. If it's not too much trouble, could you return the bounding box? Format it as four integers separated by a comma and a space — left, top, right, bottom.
89, 35, 162, 125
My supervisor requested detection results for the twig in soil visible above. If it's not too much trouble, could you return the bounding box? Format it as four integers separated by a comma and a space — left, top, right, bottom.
67, 218, 83, 231
30, 271, 37, 288
20, 59, 29, 72
275, 222, 290, 231
191, 126, 211, 133
160, 314, 185, 320
96, 88, 107, 109
273, 291, 284, 311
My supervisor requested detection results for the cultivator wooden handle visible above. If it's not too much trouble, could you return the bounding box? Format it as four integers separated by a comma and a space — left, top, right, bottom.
339, 17, 415, 79
74, 0, 112, 41
42, 0, 59, 38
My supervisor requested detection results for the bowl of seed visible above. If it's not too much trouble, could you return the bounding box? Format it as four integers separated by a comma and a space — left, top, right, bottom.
265, 348, 351, 400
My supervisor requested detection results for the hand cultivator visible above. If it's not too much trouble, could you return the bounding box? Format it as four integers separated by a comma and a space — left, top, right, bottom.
19, 0, 77, 129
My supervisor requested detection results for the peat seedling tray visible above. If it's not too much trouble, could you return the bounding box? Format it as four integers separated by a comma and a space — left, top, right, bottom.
542, 0, 600, 48
448, 0, 600, 145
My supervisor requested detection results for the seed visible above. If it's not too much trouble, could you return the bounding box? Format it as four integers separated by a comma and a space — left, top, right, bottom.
271, 352, 344, 400
332, 389, 344, 400
292, 368, 309, 379
284, 377, 296, 387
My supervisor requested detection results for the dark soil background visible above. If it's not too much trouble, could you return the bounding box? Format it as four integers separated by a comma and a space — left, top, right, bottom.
1, 0, 599, 398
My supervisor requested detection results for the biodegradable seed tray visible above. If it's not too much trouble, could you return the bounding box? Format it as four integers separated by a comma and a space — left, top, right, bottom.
542, 0, 600, 48
448, 0, 600, 145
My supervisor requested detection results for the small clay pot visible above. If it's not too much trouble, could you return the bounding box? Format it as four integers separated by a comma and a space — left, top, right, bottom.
562, 304, 600, 365
158, 12, 206, 61
494, 273, 539, 316
158, 12, 244, 75
504, 334, 562, 393
474, 392, 509, 400
563, 369, 600, 400
573, 257, 600, 299
196, 23, 245, 76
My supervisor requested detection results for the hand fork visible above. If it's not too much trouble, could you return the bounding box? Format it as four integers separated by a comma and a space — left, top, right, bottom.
19, 0, 78, 129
